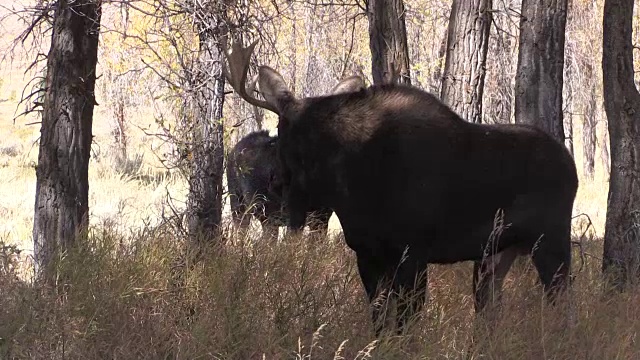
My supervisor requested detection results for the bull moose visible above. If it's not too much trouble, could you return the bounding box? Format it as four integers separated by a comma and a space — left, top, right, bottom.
223, 40, 579, 336
227, 130, 333, 241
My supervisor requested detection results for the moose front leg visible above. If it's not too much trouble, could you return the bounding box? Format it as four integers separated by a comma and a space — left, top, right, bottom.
356, 250, 394, 337
393, 260, 429, 335
283, 182, 309, 238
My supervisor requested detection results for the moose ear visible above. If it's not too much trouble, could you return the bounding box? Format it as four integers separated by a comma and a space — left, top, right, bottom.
258, 66, 296, 113
330, 76, 366, 95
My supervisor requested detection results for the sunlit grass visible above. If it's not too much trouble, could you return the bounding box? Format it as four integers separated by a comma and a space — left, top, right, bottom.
1, 222, 639, 359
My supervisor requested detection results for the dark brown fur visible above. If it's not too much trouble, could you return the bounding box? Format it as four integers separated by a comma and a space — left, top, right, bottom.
227, 130, 332, 241
224, 54, 578, 336
271, 79, 578, 336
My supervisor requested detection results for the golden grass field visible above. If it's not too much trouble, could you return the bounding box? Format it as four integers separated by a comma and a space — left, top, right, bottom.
1, 2, 636, 359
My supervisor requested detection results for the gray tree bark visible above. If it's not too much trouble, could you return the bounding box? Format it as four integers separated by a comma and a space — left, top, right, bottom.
440, 0, 492, 123
365, 0, 412, 85
600, 121, 611, 178
601, 0, 640, 291
583, 78, 597, 180
185, 23, 226, 244
32, 0, 102, 286
514, 0, 568, 143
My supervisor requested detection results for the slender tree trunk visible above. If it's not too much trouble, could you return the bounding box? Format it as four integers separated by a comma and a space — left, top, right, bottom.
113, 94, 128, 164
514, 0, 568, 143
365, 0, 412, 85
432, 34, 447, 95
601, 0, 640, 291
186, 27, 226, 244
565, 112, 574, 157
290, 5, 297, 95
32, 0, 102, 286
485, 16, 515, 125
440, 0, 492, 123
600, 120, 611, 178
302, 5, 317, 97
583, 80, 597, 180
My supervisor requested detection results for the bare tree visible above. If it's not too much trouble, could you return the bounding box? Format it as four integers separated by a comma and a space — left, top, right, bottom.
482, 2, 518, 126
583, 72, 598, 180
31, 0, 102, 285
440, 0, 492, 123
563, 0, 602, 177
183, 2, 228, 244
142, 1, 253, 244
601, 0, 640, 291
514, 0, 568, 143
600, 119, 611, 178
365, 0, 412, 85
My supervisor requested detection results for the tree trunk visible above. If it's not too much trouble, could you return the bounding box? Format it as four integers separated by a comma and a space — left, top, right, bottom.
600, 120, 611, 178
365, 0, 412, 85
565, 112, 574, 157
484, 16, 515, 125
601, 0, 640, 291
32, 0, 101, 286
185, 28, 226, 244
514, 0, 568, 143
583, 81, 597, 180
440, 0, 492, 123
302, 5, 318, 96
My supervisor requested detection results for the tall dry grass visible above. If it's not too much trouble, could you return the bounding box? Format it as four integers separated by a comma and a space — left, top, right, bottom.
1, 219, 639, 359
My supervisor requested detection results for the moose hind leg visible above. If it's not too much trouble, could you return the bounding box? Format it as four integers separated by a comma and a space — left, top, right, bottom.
530, 222, 572, 305
473, 246, 519, 314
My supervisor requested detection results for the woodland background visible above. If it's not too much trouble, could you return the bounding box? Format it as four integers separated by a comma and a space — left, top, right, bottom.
0, 0, 638, 358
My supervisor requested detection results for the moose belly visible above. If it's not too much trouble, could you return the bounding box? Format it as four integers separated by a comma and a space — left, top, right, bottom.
336, 183, 546, 265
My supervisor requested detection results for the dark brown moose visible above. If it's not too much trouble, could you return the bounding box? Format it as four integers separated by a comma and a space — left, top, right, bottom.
227, 130, 332, 241
223, 40, 579, 337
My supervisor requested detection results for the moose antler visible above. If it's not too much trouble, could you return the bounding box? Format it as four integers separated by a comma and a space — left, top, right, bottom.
221, 38, 279, 115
